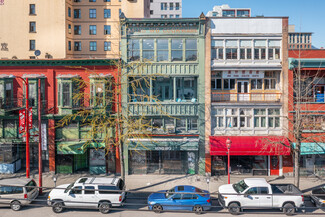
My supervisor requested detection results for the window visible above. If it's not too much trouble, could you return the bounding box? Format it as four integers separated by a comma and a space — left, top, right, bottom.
142, 39, 154, 61
225, 108, 238, 128
26, 180, 37, 192
254, 109, 266, 128
251, 79, 262, 90
176, 77, 197, 101
215, 109, 224, 128
104, 25, 111, 35
268, 40, 281, 60
90, 79, 112, 107
176, 3, 180, 10
62, 83, 71, 106
104, 41, 111, 51
185, 39, 197, 61
176, 119, 186, 133
176, 15, 180, 18
128, 77, 150, 102
29, 4, 36, 15
0, 186, 23, 195
89, 0, 96, 2
152, 119, 163, 133
246, 187, 258, 195
89, 9, 96, 18
89, 41, 97, 51
254, 40, 266, 60
74, 41, 81, 51
225, 41, 238, 59
239, 40, 252, 60
29, 40, 35, 50
182, 194, 193, 200
119, 9, 122, 15
161, 3, 167, 10
301, 115, 325, 131
4, 120, 17, 139
169, 2, 173, 10
104, 0, 110, 1
259, 187, 269, 194
212, 40, 223, 60
237, 10, 249, 17
223, 10, 235, 17
223, 79, 235, 90
188, 118, 198, 131
89, 25, 97, 35
128, 39, 140, 61
211, 78, 222, 90
68, 24, 71, 34
268, 108, 280, 128
104, 9, 111, 18
68, 41, 71, 51
68, 7, 71, 17
58, 78, 80, 108
264, 71, 277, 90
169, 15, 173, 18
153, 77, 174, 101
239, 109, 252, 128
74, 25, 81, 35
150, 10, 153, 15
157, 39, 169, 61
74, 9, 81, 18
74, 0, 81, 2
84, 186, 95, 194
171, 39, 183, 61
29, 22, 36, 32
71, 186, 82, 194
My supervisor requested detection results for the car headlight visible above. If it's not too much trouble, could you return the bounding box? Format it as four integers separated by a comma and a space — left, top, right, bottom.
149, 201, 156, 205
48, 196, 51, 200
320, 199, 325, 204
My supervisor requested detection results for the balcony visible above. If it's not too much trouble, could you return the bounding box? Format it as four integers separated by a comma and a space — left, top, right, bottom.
294, 95, 325, 103
211, 93, 282, 103
128, 102, 199, 116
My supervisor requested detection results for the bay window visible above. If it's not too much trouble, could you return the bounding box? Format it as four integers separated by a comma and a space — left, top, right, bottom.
157, 39, 169, 62
142, 39, 154, 61
90, 76, 113, 108
57, 75, 80, 109
185, 39, 197, 61
128, 39, 140, 61
171, 39, 183, 61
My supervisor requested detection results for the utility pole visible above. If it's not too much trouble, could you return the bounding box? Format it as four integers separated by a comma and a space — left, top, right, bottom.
38, 80, 42, 194
25, 78, 30, 178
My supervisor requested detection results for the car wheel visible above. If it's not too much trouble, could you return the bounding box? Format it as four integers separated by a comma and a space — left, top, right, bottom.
99, 202, 111, 214
52, 202, 64, 213
10, 201, 22, 211
193, 205, 203, 215
228, 203, 241, 215
283, 203, 295, 216
152, 204, 163, 213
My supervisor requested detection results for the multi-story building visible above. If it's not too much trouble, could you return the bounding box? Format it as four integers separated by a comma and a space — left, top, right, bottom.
206, 4, 251, 18
288, 50, 325, 176
120, 14, 206, 175
205, 16, 291, 177
288, 25, 312, 50
149, 0, 182, 18
0, 59, 119, 174
0, 0, 149, 60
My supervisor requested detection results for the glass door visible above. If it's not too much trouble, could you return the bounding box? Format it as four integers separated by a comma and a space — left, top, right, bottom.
237, 81, 249, 101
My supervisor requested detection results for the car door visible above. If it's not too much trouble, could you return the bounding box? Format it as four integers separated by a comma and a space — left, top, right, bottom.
82, 186, 97, 208
242, 187, 259, 208
25, 180, 38, 201
164, 193, 182, 210
179, 193, 194, 211
258, 187, 272, 208
65, 186, 83, 207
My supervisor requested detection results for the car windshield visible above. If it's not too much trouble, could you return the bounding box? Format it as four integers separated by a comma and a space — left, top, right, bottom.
64, 183, 74, 193
165, 187, 175, 198
233, 180, 249, 193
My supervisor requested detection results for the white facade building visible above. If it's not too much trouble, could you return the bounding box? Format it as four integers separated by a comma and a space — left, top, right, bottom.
149, 0, 182, 18
206, 4, 251, 18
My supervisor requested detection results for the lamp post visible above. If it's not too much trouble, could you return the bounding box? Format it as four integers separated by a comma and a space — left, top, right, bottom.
226, 138, 232, 184
16, 77, 30, 178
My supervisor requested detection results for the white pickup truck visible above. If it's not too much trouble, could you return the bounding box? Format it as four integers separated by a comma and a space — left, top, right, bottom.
48, 177, 126, 214
218, 178, 304, 216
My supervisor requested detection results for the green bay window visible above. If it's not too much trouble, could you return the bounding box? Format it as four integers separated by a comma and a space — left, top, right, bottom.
90, 75, 113, 108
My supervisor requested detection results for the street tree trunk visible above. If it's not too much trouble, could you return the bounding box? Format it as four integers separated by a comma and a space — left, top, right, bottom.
294, 142, 300, 187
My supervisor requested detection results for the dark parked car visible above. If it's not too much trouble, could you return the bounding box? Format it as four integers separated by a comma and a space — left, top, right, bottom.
148, 185, 211, 214
311, 185, 325, 211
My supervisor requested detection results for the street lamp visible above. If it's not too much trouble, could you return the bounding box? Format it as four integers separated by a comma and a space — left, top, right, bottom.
226, 138, 232, 184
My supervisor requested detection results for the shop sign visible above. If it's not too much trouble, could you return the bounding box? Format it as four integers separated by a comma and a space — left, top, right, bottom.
127, 26, 197, 35
222, 71, 264, 79
154, 147, 172, 151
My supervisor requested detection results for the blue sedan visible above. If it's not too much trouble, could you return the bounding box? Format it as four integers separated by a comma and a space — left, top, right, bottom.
148, 185, 211, 214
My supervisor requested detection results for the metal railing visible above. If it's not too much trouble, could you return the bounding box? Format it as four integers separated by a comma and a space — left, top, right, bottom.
211, 92, 282, 103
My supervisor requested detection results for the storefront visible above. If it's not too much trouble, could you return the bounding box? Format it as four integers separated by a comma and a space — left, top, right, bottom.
298, 143, 325, 176
56, 142, 116, 174
127, 139, 199, 175
210, 136, 290, 176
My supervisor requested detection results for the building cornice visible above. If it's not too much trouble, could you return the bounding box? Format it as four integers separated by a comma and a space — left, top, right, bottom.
0, 59, 119, 67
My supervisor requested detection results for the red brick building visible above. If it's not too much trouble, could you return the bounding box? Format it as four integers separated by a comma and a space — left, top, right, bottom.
0, 59, 119, 174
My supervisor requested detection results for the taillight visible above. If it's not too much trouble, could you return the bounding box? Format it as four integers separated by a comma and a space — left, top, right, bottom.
24, 194, 27, 199
301, 195, 304, 202
119, 196, 122, 202
207, 199, 211, 203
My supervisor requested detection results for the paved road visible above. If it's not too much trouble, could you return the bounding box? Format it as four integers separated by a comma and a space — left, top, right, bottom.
0, 193, 324, 217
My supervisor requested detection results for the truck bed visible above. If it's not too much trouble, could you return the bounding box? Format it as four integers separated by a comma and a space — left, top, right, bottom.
271, 184, 302, 195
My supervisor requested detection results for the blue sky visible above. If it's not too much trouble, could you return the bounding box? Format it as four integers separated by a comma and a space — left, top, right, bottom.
182, 0, 325, 48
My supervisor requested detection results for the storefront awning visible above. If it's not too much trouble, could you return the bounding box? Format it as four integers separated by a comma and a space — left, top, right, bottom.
57, 142, 105, 154
210, 136, 290, 156
128, 139, 199, 151
296, 143, 325, 155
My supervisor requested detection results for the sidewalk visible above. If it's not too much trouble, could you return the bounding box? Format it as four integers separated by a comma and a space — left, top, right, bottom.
0, 170, 324, 194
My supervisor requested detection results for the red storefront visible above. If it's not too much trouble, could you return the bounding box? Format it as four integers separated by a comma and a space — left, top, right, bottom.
210, 136, 290, 176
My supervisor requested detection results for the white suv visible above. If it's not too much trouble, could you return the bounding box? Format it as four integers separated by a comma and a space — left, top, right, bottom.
48, 177, 126, 214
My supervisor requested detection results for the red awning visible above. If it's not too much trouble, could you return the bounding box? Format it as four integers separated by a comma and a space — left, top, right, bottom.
210, 136, 291, 156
